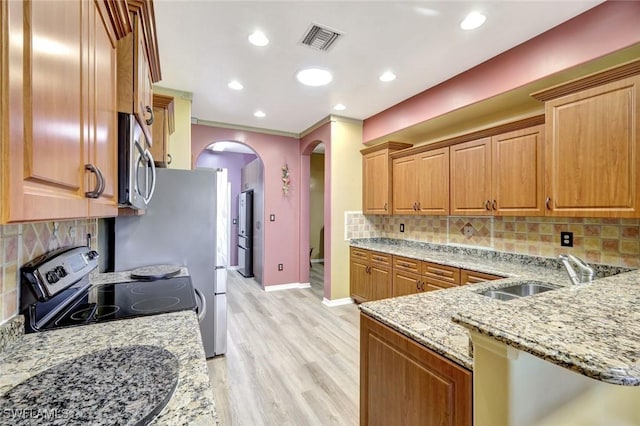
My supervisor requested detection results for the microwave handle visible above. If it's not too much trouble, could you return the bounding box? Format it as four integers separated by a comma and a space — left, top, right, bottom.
143, 148, 156, 205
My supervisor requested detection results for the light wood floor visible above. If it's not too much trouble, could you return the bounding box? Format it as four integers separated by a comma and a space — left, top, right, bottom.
207, 266, 360, 425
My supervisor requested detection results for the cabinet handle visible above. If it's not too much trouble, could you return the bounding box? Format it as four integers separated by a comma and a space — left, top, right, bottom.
420, 281, 425, 291
492, 199, 497, 210
545, 196, 551, 210
167, 153, 173, 165
413, 202, 417, 211
484, 200, 491, 211
415, 280, 420, 291
145, 105, 154, 126
384, 202, 387, 211
84, 164, 105, 198
417, 202, 421, 211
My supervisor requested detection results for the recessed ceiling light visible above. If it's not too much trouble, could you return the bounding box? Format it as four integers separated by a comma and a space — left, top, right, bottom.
333, 103, 346, 111
296, 68, 333, 87
228, 80, 244, 90
460, 11, 486, 30
379, 71, 396, 82
254, 110, 266, 118
248, 30, 269, 46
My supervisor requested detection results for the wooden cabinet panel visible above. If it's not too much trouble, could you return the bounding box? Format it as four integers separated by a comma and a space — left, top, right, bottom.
370, 264, 392, 301
392, 156, 418, 215
491, 125, 544, 216
393, 256, 421, 274
450, 138, 492, 216
423, 261, 460, 285
392, 270, 421, 297
88, 0, 118, 217
460, 269, 504, 285
362, 142, 412, 215
151, 93, 175, 167
417, 147, 450, 215
424, 280, 456, 292
350, 252, 370, 304
361, 313, 472, 426
369, 252, 391, 267
544, 75, 640, 217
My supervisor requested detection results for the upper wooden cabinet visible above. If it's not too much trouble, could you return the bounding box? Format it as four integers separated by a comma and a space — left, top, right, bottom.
151, 93, 175, 167
450, 125, 545, 216
117, 0, 161, 142
533, 69, 640, 218
450, 138, 492, 216
361, 142, 412, 215
392, 148, 450, 215
1, 0, 127, 223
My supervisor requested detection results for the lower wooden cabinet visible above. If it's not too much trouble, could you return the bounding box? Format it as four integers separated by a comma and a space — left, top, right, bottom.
349, 248, 392, 303
360, 313, 472, 426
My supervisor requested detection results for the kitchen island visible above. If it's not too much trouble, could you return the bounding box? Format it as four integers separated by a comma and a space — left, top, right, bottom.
0, 267, 217, 425
355, 238, 640, 425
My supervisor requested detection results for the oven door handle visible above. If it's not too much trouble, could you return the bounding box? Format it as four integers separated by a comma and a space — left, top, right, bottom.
194, 288, 207, 322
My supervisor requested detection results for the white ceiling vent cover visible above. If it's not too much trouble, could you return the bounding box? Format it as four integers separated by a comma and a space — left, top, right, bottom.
300, 24, 343, 51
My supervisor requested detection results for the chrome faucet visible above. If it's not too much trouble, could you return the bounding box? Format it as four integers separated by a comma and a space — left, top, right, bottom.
558, 254, 595, 285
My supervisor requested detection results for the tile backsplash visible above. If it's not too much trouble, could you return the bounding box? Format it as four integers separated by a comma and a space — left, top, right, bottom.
346, 213, 640, 268
0, 219, 97, 324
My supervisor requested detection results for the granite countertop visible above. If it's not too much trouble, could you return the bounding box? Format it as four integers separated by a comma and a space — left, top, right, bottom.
0, 266, 218, 425
355, 239, 639, 385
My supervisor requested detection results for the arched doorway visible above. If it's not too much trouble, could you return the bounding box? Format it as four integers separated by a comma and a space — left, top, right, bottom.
196, 141, 265, 286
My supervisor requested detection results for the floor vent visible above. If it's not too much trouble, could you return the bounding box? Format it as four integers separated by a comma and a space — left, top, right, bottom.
300, 24, 342, 51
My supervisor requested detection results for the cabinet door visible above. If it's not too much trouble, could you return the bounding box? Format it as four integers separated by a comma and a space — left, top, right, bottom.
350, 249, 370, 303
151, 105, 168, 166
492, 125, 544, 216
545, 75, 640, 217
134, 14, 153, 140
370, 265, 392, 301
392, 156, 418, 215
450, 138, 492, 216
363, 150, 391, 214
393, 270, 421, 297
4, 0, 88, 222
416, 147, 450, 215
361, 313, 472, 426
88, 0, 118, 217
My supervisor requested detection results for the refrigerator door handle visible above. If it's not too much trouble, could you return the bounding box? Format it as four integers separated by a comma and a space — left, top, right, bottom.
194, 288, 207, 322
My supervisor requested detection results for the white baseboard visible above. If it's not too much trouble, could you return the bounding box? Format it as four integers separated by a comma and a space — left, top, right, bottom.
322, 297, 354, 307
310, 258, 324, 264
264, 282, 311, 292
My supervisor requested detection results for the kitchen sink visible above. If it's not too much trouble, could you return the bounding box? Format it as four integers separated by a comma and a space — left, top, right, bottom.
480, 280, 559, 301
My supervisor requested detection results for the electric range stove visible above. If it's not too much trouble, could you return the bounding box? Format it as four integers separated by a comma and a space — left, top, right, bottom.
20, 246, 197, 333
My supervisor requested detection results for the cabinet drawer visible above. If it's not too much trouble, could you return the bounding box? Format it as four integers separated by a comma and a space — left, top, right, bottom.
393, 256, 421, 274
351, 248, 370, 261
370, 251, 391, 267
424, 278, 457, 292
423, 262, 460, 285
460, 269, 504, 285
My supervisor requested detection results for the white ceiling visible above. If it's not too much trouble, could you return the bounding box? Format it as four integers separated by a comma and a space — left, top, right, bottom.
154, 1, 603, 136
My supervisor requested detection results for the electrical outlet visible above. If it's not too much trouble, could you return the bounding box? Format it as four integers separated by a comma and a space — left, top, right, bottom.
278, 264, 283, 271
463, 224, 474, 237
399, 224, 404, 233
270, 214, 276, 222
232, 218, 238, 225
560, 231, 574, 247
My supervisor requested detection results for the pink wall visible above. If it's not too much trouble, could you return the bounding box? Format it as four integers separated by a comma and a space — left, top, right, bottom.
195, 150, 257, 266
300, 122, 331, 299
363, 1, 640, 143
192, 125, 301, 287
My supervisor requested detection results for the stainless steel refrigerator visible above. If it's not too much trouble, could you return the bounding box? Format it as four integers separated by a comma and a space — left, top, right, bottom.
113, 168, 229, 358
237, 190, 253, 278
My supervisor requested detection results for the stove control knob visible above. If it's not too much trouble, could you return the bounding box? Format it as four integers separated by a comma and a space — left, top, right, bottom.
55, 266, 67, 278
46, 270, 59, 284
87, 250, 99, 260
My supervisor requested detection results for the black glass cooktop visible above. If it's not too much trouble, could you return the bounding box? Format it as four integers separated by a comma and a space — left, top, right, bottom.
43, 276, 197, 331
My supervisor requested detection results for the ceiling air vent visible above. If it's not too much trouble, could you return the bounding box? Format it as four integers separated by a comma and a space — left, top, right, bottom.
300, 24, 343, 51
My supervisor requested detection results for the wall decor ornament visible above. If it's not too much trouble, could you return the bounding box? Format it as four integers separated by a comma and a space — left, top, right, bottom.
282, 163, 290, 195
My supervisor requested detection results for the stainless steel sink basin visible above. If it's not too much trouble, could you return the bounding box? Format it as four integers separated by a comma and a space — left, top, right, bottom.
480, 281, 559, 301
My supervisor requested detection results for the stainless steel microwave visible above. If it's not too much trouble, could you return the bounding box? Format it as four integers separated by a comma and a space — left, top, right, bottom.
117, 113, 156, 210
